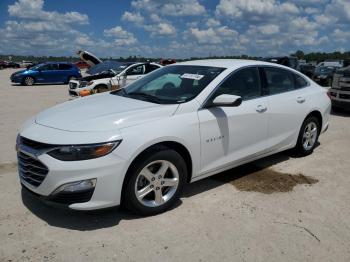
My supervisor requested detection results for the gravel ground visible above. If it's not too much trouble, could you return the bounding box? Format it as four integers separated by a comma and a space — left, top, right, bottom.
0, 68, 350, 262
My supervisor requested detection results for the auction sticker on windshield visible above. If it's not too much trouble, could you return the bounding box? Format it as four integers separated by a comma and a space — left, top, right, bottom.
180, 73, 204, 80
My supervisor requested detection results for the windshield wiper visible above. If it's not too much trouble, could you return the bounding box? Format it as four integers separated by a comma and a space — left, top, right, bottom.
126, 92, 162, 104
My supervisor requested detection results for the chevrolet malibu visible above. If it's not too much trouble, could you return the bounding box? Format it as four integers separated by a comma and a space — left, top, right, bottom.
17, 60, 331, 215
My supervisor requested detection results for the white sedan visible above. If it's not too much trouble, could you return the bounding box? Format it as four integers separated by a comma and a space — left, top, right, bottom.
68, 62, 162, 96
17, 59, 330, 215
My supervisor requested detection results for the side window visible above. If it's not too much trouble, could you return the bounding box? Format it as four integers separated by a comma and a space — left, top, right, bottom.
59, 64, 72, 70
39, 64, 52, 71
294, 73, 308, 89
213, 67, 261, 101
127, 65, 144, 75
264, 67, 294, 95
50, 64, 59, 70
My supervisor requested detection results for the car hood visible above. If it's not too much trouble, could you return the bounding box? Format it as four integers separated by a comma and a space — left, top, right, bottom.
81, 71, 115, 81
77, 50, 102, 67
12, 69, 26, 76
35, 93, 179, 132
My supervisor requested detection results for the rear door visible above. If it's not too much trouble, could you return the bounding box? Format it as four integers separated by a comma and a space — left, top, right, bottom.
261, 66, 309, 151
198, 66, 269, 175
58, 64, 73, 82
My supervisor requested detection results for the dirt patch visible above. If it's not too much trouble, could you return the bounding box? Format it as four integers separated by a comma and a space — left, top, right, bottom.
214, 164, 318, 194
0, 162, 17, 175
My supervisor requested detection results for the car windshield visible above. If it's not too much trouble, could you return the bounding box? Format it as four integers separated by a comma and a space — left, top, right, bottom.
87, 61, 131, 75
111, 65, 225, 104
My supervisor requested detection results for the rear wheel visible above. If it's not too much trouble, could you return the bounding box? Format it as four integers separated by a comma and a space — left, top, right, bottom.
23, 76, 34, 86
123, 149, 187, 216
294, 116, 320, 156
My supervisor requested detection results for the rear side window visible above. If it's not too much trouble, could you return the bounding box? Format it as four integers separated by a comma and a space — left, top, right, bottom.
263, 67, 294, 95
145, 64, 161, 74
294, 74, 308, 89
59, 64, 73, 70
213, 67, 261, 101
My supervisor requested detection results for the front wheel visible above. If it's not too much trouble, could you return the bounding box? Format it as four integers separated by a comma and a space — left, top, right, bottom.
23, 76, 35, 86
122, 149, 187, 216
95, 85, 109, 93
294, 116, 320, 156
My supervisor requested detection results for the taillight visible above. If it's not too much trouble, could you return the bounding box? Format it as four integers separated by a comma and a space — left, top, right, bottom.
326, 90, 332, 99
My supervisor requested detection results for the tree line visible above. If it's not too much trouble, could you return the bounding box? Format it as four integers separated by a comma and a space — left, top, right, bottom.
1, 50, 349, 63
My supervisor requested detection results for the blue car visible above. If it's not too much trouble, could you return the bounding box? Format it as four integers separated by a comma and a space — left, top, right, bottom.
10, 62, 81, 86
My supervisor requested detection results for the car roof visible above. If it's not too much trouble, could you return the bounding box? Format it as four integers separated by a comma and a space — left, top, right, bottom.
177, 59, 284, 69
42, 62, 74, 65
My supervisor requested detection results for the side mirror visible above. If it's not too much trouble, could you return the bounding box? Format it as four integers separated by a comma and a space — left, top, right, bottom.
206, 94, 242, 108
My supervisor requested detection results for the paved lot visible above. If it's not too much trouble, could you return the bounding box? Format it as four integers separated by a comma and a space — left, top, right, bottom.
0, 68, 350, 262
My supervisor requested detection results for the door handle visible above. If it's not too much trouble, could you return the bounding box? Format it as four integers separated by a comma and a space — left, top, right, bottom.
256, 105, 267, 113
296, 97, 305, 103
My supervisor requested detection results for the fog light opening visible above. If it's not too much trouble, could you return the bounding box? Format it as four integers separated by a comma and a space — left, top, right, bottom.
52, 179, 96, 194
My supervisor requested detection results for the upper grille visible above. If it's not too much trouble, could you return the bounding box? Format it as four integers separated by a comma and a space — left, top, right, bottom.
19, 136, 52, 150
18, 151, 48, 187
333, 74, 350, 91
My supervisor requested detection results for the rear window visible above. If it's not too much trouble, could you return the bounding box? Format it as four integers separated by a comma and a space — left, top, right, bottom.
263, 67, 295, 95
294, 74, 308, 89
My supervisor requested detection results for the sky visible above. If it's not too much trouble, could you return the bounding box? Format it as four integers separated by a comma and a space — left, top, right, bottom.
0, 0, 349, 58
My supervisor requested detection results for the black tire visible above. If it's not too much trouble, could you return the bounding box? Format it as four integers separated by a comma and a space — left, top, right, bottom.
294, 116, 320, 156
122, 149, 187, 216
95, 85, 109, 93
23, 76, 35, 86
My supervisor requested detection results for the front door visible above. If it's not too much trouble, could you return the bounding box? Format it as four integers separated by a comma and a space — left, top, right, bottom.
38, 63, 60, 83
197, 66, 269, 175
126, 64, 145, 84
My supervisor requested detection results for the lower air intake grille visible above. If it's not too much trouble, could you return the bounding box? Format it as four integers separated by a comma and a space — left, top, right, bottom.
17, 151, 48, 187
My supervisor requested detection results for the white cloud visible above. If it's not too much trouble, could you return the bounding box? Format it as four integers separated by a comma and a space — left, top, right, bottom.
325, 0, 350, 23
332, 28, 350, 43
215, 0, 299, 19
257, 24, 280, 35
8, 0, 89, 25
122, 11, 144, 24
206, 18, 221, 27
145, 22, 176, 36
190, 26, 238, 44
104, 26, 138, 46
131, 0, 206, 16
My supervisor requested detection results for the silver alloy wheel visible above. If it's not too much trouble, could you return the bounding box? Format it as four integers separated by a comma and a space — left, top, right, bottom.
302, 122, 318, 151
24, 77, 34, 86
134, 160, 179, 207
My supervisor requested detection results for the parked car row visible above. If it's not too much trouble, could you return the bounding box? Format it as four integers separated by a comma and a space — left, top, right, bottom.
0, 60, 21, 69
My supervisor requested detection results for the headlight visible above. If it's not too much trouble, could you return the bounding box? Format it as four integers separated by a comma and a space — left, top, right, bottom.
87, 81, 94, 86
47, 140, 121, 161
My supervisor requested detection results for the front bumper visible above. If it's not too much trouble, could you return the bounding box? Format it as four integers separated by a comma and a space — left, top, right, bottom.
10, 75, 22, 83
17, 139, 128, 211
68, 80, 90, 97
